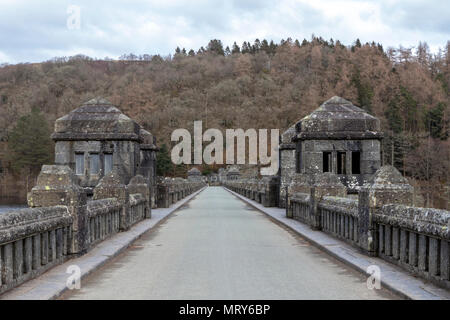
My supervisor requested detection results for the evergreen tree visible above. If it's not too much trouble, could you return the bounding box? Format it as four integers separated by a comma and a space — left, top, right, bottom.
329, 38, 334, 47
156, 144, 172, 176
260, 39, 270, 54
197, 46, 206, 55
399, 86, 420, 133
207, 39, 225, 55
231, 42, 240, 54
352, 69, 374, 113
385, 99, 403, 134
241, 41, 250, 54
425, 102, 448, 139
253, 39, 261, 52
8, 107, 53, 173
269, 40, 277, 54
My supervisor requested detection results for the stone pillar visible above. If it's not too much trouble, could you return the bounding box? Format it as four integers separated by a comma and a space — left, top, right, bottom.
157, 184, 170, 208
128, 175, 151, 219
279, 126, 296, 208
309, 173, 347, 230
358, 165, 414, 256
93, 172, 131, 231
261, 176, 280, 207
286, 174, 312, 218
27, 165, 88, 254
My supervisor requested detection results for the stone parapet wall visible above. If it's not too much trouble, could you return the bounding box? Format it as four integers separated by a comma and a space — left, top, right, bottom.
223, 176, 280, 208
156, 177, 206, 208
374, 205, 449, 288
224, 165, 450, 290
129, 193, 147, 226
0, 164, 206, 296
86, 198, 121, 247
0, 206, 73, 294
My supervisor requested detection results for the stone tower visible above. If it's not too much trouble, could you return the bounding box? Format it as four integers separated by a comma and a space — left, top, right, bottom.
292, 96, 383, 191
279, 96, 383, 201
51, 97, 158, 196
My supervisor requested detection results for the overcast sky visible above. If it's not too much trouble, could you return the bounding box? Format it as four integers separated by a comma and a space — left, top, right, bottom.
0, 0, 448, 64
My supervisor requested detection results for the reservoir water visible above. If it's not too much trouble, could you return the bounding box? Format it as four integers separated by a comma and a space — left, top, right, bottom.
0, 205, 27, 214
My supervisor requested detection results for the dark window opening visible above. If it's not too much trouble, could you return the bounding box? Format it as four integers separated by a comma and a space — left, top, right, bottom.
337, 152, 346, 174
352, 151, 361, 174
296, 145, 302, 173
323, 152, 332, 173
75, 153, 84, 175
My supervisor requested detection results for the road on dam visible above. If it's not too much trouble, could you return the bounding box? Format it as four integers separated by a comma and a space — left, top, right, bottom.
61, 187, 399, 300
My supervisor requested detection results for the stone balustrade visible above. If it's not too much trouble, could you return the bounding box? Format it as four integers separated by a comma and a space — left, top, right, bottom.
0, 165, 205, 295
0, 206, 73, 294
292, 195, 450, 289
318, 196, 359, 246
290, 193, 310, 224
129, 194, 147, 226
374, 205, 449, 287
157, 177, 206, 208
223, 176, 280, 207
224, 165, 450, 290
86, 198, 121, 247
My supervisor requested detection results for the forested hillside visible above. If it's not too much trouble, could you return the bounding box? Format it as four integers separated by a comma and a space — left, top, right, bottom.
0, 37, 449, 207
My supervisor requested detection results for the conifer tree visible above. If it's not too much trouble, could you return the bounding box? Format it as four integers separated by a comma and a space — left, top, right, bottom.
156, 144, 172, 176
231, 42, 240, 54
8, 107, 53, 173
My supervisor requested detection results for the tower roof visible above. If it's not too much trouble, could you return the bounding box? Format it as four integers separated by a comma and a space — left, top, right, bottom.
52, 97, 141, 141
295, 96, 382, 140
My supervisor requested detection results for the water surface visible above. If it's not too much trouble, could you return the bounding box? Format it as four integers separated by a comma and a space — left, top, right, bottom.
0, 205, 27, 214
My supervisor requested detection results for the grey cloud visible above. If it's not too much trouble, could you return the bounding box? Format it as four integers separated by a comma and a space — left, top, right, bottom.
0, 0, 447, 64
379, 0, 450, 34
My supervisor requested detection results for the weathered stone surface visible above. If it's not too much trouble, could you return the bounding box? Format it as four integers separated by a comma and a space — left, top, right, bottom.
319, 196, 358, 217
375, 205, 450, 240
93, 172, 130, 231
311, 173, 347, 198
281, 96, 383, 193
358, 165, 414, 256
296, 96, 381, 137
157, 176, 205, 208
51, 98, 158, 193
27, 165, 88, 254
0, 207, 72, 244
280, 125, 296, 146
128, 175, 151, 219
279, 125, 297, 208
27, 165, 82, 207
138, 129, 158, 208
362, 165, 414, 208
52, 98, 140, 141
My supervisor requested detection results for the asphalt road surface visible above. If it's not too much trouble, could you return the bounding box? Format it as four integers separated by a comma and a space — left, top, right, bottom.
61, 187, 399, 300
